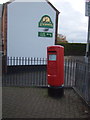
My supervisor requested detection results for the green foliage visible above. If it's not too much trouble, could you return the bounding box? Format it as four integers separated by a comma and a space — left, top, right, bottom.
56, 43, 86, 56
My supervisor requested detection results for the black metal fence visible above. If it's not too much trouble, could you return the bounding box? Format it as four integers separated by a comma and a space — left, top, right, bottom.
2, 57, 76, 87
74, 60, 90, 102
64, 58, 76, 87
2, 65, 47, 87
2, 56, 90, 104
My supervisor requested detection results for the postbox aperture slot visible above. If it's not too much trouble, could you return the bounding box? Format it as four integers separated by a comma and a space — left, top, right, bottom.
48, 51, 56, 53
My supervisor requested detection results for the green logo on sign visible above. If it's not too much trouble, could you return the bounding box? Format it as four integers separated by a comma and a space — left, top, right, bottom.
39, 15, 53, 28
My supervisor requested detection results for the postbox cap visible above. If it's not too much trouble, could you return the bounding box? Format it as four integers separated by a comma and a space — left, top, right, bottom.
47, 45, 64, 49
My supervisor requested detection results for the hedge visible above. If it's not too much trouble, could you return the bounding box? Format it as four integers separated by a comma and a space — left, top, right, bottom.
55, 43, 86, 56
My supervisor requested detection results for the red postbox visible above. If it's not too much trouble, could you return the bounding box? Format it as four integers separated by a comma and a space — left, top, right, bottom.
47, 45, 64, 97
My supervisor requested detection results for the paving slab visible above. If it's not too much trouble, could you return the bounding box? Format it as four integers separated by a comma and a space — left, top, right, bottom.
2, 87, 90, 118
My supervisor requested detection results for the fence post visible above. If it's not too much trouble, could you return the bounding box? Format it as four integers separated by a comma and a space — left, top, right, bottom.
19, 57, 21, 65
85, 62, 89, 102
22, 57, 24, 65
13, 57, 15, 65
74, 59, 78, 87
73, 59, 76, 86
34, 58, 35, 65
31, 57, 33, 65
27, 57, 30, 65
37, 58, 38, 65
2, 55, 7, 73
25, 57, 27, 65
16, 57, 18, 65
88, 63, 90, 103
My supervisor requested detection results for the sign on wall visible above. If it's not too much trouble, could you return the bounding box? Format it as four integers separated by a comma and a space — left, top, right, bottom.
38, 15, 53, 37
38, 32, 53, 37
38, 15, 53, 28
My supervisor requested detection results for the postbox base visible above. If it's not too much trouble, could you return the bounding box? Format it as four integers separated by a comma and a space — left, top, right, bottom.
48, 86, 64, 98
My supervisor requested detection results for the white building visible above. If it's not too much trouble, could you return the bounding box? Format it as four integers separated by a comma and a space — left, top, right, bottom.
2, 0, 59, 59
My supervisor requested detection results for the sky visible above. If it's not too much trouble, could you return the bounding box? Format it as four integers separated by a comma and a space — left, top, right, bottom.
0, 0, 89, 43
49, 0, 88, 43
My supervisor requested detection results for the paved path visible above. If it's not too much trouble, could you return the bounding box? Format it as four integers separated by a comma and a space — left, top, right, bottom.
2, 87, 90, 118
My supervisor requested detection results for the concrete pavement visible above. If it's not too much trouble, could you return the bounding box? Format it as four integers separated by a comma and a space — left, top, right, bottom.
2, 87, 90, 118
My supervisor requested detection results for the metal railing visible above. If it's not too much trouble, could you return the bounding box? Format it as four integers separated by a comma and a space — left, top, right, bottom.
74, 60, 90, 102
2, 57, 76, 87
7, 57, 47, 66
2, 56, 90, 103
64, 58, 76, 87
2, 65, 47, 87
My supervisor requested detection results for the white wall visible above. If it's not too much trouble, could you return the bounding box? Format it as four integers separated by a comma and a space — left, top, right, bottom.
7, 1, 57, 58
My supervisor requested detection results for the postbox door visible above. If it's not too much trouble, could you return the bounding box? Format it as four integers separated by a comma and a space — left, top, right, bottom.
47, 52, 57, 86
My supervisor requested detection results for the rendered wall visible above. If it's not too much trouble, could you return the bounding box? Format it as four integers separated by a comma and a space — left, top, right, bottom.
7, 1, 57, 58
